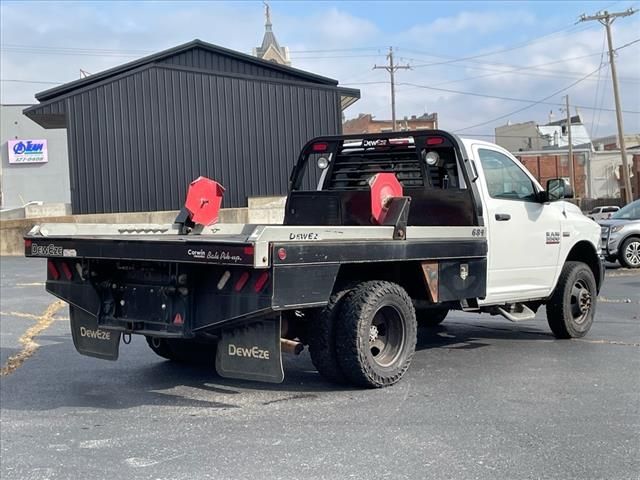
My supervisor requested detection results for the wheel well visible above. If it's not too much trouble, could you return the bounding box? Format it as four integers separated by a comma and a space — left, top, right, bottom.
621, 234, 640, 245
335, 262, 429, 301
565, 241, 602, 291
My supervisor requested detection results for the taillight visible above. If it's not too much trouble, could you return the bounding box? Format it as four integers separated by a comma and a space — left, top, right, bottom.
234, 272, 250, 292
60, 262, 73, 280
254, 271, 269, 292
312, 142, 328, 152
25, 238, 32, 249
426, 137, 444, 145
47, 260, 60, 280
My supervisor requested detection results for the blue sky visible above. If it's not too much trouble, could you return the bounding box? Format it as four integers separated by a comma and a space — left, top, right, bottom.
1, 0, 639, 141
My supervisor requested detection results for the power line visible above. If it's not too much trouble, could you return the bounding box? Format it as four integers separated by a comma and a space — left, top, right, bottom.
400, 54, 636, 90
1, 43, 153, 53
615, 37, 640, 49
341, 78, 640, 114
453, 65, 608, 133
0, 79, 64, 85
289, 46, 386, 53
291, 54, 383, 60
589, 31, 608, 137
1, 43, 388, 57
399, 22, 596, 68
592, 74, 611, 140
343, 80, 640, 114
398, 50, 639, 84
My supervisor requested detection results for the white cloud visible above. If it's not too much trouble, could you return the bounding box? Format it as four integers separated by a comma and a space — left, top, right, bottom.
1, 1, 638, 140
400, 9, 536, 44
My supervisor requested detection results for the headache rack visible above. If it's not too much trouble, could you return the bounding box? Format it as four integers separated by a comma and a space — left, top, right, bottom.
327, 145, 424, 190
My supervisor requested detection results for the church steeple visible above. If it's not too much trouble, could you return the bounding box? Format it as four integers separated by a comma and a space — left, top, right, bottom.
264, 1, 272, 31
252, 2, 291, 66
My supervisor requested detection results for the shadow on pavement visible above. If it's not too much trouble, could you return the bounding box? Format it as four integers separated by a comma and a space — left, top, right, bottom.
415, 319, 553, 352
0, 317, 560, 412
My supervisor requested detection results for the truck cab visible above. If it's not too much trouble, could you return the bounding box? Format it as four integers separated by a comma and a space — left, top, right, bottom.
460, 139, 602, 305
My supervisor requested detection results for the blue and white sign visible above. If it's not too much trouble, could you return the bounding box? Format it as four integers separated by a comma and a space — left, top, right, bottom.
8, 139, 48, 164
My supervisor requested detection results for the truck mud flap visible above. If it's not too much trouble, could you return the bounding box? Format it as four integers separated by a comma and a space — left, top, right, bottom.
70, 306, 121, 361
215, 318, 284, 384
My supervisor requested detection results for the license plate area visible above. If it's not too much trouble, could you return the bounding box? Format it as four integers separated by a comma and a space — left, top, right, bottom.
92, 260, 190, 335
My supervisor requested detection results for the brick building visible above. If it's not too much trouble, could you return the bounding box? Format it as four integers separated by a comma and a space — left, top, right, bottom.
515, 150, 588, 198
343, 113, 438, 134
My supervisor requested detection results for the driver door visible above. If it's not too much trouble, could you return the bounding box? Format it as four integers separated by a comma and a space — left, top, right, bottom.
473, 146, 562, 304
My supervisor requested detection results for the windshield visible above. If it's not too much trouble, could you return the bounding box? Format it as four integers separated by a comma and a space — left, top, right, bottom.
611, 200, 640, 220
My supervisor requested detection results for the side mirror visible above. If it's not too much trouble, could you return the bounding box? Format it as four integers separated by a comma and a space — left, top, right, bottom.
546, 178, 574, 201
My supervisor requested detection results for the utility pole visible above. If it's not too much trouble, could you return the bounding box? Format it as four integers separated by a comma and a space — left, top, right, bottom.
374, 47, 410, 131
579, 8, 637, 202
565, 95, 576, 194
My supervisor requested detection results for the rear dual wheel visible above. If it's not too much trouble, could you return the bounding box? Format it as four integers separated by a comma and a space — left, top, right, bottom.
308, 281, 417, 388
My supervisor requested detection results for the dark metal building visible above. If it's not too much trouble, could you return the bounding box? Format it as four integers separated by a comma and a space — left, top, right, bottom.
25, 39, 360, 214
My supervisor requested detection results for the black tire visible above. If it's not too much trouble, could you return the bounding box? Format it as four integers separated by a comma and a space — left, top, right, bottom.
416, 308, 449, 327
618, 237, 640, 269
145, 337, 216, 365
336, 281, 417, 388
546, 261, 597, 339
308, 286, 353, 384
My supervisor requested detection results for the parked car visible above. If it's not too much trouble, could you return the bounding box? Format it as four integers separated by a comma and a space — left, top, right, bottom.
599, 199, 640, 268
587, 205, 620, 221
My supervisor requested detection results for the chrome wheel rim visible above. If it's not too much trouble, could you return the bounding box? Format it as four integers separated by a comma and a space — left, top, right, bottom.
624, 241, 640, 267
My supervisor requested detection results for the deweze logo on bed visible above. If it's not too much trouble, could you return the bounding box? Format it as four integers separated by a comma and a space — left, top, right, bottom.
228, 343, 271, 360
79, 326, 112, 341
288, 232, 320, 240
31, 243, 63, 257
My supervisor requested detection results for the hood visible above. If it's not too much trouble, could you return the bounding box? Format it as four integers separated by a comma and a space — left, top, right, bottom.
598, 218, 635, 228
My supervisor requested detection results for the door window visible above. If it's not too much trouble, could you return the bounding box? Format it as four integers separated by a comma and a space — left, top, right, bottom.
478, 148, 537, 201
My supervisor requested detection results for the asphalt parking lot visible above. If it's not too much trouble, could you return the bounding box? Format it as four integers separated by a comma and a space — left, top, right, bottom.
1, 257, 638, 480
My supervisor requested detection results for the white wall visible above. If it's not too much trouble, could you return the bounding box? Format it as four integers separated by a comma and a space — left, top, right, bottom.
494, 122, 551, 152
0, 104, 70, 208
589, 151, 627, 199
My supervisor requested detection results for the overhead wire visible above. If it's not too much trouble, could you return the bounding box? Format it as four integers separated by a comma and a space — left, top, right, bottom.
453, 64, 609, 133
341, 79, 638, 114
0, 79, 65, 85
399, 22, 596, 68
589, 31, 608, 138
396, 50, 639, 84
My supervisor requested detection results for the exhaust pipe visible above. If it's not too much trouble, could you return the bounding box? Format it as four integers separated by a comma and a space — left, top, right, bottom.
280, 338, 303, 355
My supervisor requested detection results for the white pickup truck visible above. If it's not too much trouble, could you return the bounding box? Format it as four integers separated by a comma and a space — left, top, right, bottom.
26, 131, 604, 388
